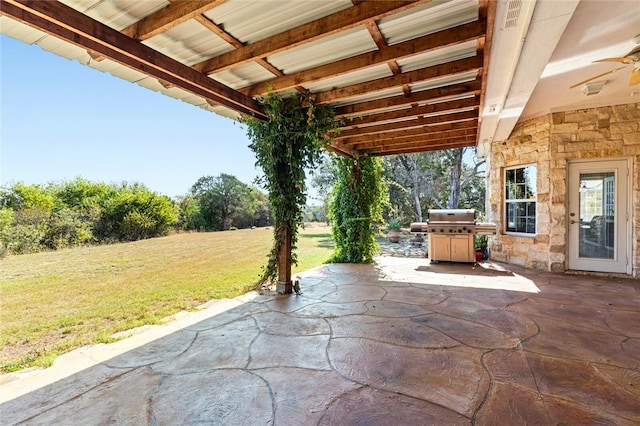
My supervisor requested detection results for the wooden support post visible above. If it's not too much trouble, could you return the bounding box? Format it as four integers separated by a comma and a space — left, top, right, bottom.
276, 224, 292, 294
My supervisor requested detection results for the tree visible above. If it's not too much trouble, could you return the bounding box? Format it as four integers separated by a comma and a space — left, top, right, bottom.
383, 147, 486, 222
191, 174, 252, 231
309, 153, 338, 224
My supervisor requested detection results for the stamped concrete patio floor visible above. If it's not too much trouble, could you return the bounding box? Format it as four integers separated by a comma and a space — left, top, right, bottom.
1, 257, 639, 425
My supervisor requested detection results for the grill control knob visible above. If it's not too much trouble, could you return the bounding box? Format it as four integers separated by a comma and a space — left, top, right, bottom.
440, 229, 444, 233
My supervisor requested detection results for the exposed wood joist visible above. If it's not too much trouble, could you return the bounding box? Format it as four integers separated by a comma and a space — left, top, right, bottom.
339, 120, 479, 147
339, 96, 479, 129
335, 110, 478, 139
193, 15, 287, 80
3, 0, 265, 119
121, 0, 225, 41
352, 128, 478, 151
314, 55, 483, 104
243, 20, 485, 97
334, 80, 482, 117
193, 0, 432, 74
367, 139, 477, 156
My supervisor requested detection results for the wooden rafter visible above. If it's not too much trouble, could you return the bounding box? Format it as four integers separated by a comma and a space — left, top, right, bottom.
334, 80, 482, 118
335, 110, 479, 139
243, 20, 485, 97
121, 0, 226, 41
3, 0, 265, 119
339, 120, 479, 147
315, 56, 483, 103
339, 97, 479, 129
352, 129, 478, 151
367, 139, 477, 156
193, 0, 432, 74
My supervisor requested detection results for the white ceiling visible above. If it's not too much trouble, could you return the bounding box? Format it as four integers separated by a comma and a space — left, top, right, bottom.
479, 0, 640, 150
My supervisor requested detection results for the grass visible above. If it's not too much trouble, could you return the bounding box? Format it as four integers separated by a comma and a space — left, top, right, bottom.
0, 224, 334, 373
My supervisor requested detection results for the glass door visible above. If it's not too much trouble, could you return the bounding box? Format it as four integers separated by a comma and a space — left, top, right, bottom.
568, 160, 630, 273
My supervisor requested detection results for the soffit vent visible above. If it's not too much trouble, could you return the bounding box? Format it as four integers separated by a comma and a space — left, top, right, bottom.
504, 0, 523, 29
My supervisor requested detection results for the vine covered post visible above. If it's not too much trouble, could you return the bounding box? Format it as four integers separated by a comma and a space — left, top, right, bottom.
244, 93, 337, 293
329, 156, 387, 263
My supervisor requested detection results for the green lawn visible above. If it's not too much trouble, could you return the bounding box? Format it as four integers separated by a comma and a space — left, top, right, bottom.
0, 225, 334, 373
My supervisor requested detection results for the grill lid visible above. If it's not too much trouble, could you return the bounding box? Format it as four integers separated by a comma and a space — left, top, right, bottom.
427, 209, 476, 223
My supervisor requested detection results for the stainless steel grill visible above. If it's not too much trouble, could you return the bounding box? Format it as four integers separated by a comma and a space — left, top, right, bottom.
410, 209, 496, 263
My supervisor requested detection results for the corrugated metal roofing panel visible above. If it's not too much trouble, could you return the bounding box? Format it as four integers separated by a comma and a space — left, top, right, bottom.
379, 0, 478, 45
205, 0, 352, 44
144, 19, 234, 66
61, 0, 168, 31
410, 71, 479, 93
268, 26, 377, 75
303, 64, 392, 93
330, 87, 405, 108
33, 33, 93, 64
210, 62, 275, 90
0, 16, 48, 45
397, 40, 478, 72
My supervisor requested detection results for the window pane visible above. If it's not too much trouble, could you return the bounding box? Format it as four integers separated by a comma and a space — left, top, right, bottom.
505, 166, 537, 234
505, 201, 536, 234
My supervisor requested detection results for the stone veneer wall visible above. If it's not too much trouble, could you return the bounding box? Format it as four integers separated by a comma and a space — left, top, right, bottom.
488, 102, 639, 277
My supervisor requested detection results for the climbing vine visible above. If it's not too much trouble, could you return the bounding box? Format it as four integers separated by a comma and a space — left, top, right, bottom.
244, 92, 337, 287
329, 156, 387, 263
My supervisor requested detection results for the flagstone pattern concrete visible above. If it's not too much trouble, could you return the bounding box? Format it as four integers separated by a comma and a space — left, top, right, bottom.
1, 258, 639, 425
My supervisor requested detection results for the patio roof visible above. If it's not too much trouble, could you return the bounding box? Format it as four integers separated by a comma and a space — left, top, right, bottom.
3, 1, 637, 158
0, 0, 494, 157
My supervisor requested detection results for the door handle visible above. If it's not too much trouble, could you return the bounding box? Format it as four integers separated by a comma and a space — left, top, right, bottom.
570, 220, 577, 224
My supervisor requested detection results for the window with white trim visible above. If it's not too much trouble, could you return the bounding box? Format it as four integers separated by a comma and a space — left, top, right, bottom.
505, 165, 537, 234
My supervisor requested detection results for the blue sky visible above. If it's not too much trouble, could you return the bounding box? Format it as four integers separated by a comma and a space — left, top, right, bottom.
1, 34, 263, 199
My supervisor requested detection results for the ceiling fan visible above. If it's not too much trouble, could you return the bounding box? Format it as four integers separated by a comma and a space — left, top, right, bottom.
570, 43, 640, 89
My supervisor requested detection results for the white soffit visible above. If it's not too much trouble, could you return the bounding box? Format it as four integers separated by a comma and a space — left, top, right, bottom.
493, 0, 580, 141
477, 0, 579, 156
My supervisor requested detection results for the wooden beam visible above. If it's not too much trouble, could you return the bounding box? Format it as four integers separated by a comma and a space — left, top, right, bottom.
365, 139, 476, 156
335, 110, 478, 139
340, 120, 478, 146
350, 129, 478, 151
3, 0, 265, 119
121, 0, 225, 41
327, 141, 357, 158
339, 96, 479, 129
194, 14, 307, 92
193, 0, 432, 74
193, 14, 242, 48
334, 80, 481, 117
315, 55, 483, 103
243, 20, 484, 96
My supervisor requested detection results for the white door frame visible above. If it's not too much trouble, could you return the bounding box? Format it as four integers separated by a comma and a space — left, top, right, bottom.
567, 158, 631, 274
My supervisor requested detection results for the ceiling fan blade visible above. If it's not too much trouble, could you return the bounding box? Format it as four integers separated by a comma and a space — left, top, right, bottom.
628, 68, 640, 86
569, 66, 625, 89
594, 57, 632, 64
